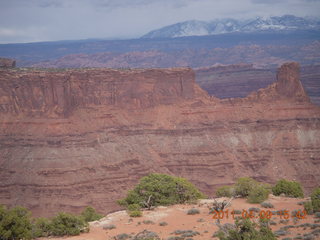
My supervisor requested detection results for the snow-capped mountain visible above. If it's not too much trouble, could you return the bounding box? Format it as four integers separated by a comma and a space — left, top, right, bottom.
142, 15, 320, 39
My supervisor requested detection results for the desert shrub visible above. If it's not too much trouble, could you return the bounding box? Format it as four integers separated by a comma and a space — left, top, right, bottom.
247, 185, 270, 203
248, 207, 260, 212
315, 212, 320, 218
103, 224, 116, 230
215, 217, 276, 240
272, 179, 304, 198
32, 217, 51, 238
0, 205, 33, 240
50, 212, 88, 236
129, 210, 142, 217
187, 208, 200, 215
304, 202, 314, 215
261, 201, 274, 208
270, 220, 277, 225
234, 177, 258, 197
127, 204, 141, 211
127, 204, 142, 218
159, 221, 168, 226
114, 233, 132, 240
274, 229, 289, 237
118, 173, 205, 209
80, 206, 102, 222
311, 187, 320, 212
216, 186, 234, 197
134, 229, 160, 240
142, 220, 155, 225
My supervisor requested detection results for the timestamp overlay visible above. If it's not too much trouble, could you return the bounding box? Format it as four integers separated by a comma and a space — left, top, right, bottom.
212, 209, 308, 220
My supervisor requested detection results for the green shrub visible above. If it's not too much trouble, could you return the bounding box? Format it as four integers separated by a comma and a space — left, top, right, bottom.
311, 187, 320, 212
80, 206, 102, 222
129, 210, 142, 217
304, 201, 314, 215
234, 177, 258, 197
50, 212, 88, 236
32, 217, 51, 238
216, 217, 276, 240
216, 186, 234, 197
127, 203, 141, 211
0, 205, 33, 240
118, 173, 205, 209
272, 179, 304, 198
247, 185, 270, 203
187, 208, 200, 215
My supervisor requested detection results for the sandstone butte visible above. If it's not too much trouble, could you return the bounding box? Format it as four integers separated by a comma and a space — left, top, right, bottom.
0, 62, 319, 217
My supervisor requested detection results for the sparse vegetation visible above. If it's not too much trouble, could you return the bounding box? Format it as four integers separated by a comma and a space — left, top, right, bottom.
311, 187, 320, 212
49, 212, 89, 236
80, 206, 103, 222
304, 201, 314, 215
103, 224, 116, 230
215, 177, 270, 204
261, 201, 274, 208
187, 208, 200, 215
247, 184, 270, 203
215, 218, 276, 240
142, 220, 155, 225
272, 179, 304, 198
234, 177, 258, 197
159, 221, 168, 226
134, 230, 160, 240
129, 210, 142, 217
0, 204, 102, 239
127, 204, 142, 218
216, 185, 234, 197
118, 173, 205, 210
0, 205, 33, 240
114, 233, 132, 240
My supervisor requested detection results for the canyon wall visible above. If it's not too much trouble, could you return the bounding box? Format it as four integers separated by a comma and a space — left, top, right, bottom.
0, 63, 319, 217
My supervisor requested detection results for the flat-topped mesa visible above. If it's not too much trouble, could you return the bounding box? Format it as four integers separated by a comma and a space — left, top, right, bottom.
246, 62, 310, 102
0, 68, 195, 117
275, 62, 309, 101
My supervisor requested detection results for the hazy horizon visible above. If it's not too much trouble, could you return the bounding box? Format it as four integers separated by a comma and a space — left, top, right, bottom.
0, 0, 320, 44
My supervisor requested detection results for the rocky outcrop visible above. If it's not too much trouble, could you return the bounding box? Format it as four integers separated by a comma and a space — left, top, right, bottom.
195, 63, 320, 105
0, 63, 319, 217
0, 58, 15, 68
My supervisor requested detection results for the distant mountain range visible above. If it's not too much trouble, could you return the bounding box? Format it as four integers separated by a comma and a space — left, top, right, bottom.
142, 15, 320, 38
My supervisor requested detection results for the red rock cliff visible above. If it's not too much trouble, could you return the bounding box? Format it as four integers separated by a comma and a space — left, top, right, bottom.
0, 63, 319, 217
0, 68, 194, 117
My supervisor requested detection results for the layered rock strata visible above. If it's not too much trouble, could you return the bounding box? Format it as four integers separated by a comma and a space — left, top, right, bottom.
0, 63, 319, 217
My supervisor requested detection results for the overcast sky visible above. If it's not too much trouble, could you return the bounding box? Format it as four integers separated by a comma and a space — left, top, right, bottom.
0, 0, 319, 43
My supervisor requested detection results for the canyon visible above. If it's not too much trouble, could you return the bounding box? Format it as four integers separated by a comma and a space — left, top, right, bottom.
0, 62, 319, 218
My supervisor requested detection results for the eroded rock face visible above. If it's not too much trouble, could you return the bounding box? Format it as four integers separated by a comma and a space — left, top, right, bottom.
0, 63, 319, 217
275, 62, 309, 101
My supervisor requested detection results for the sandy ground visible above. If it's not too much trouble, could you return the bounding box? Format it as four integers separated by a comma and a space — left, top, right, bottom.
39, 195, 320, 240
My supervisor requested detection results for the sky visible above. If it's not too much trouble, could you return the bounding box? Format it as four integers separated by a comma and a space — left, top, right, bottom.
0, 0, 319, 44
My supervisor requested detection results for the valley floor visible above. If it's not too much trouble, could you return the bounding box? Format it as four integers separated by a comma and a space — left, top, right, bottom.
39, 195, 320, 240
